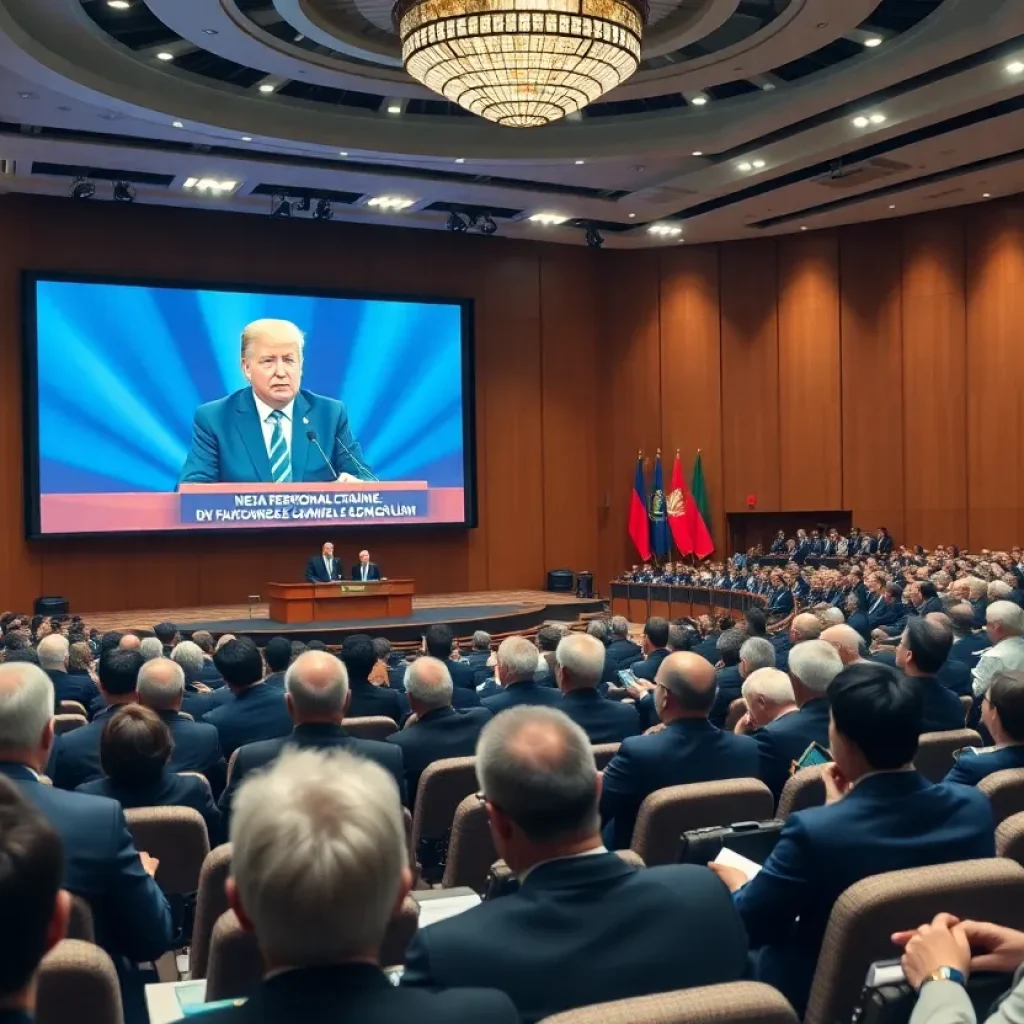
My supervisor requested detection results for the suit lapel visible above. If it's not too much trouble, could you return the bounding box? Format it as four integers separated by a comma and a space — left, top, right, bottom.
290, 392, 313, 483
233, 390, 272, 483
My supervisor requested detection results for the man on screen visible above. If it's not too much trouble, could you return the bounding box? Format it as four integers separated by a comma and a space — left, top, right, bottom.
178, 319, 373, 485
306, 542, 343, 584
352, 550, 381, 582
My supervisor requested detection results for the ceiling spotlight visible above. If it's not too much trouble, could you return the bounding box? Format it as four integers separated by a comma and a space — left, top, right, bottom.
387, 104, 402, 114
455, 158, 465, 164
17, 92, 37, 100
692, 150, 703, 156
585, 224, 604, 249
69, 176, 96, 200
1007, 61, 1024, 74
339, 151, 348, 157
737, 162, 752, 172
575, 159, 585, 165
752, 159, 766, 169
528, 212, 568, 226
628, 213, 636, 218
271, 195, 293, 218
172, 120, 183, 128
446, 211, 469, 233
863, 36, 882, 47
800, 226, 807, 231
477, 213, 498, 235
112, 180, 136, 203
869, 112, 886, 124
983, 192, 991, 198
184, 177, 238, 194
691, 95, 707, 106
761, 82, 775, 91
852, 116, 870, 128
156, 51, 174, 61
889, 204, 896, 209
648, 223, 682, 237
259, 83, 275, 93
312, 198, 333, 221
241, 136, 252, 142
106, 0, 131, 7
367, 195, 414, 211
202, 28, 219, 36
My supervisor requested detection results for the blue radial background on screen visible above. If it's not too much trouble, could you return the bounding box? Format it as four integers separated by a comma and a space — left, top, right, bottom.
33, 280, 467, 494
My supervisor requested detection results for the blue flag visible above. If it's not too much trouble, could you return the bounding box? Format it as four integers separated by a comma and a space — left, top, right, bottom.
648, 452, 670, 559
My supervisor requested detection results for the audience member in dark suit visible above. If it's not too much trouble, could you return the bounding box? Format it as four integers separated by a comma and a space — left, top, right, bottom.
219, 650, 406, 826
896, 617, 966, 733
877, 527, 893, 555
919, 582, 944, 617
553, 633, 639, 743
629, 617, 672, 682
710, 628, 745, 728
0, 775, 71, 1024
481, 636, 563, 715
601, 616, 643, 682
386, 657, 491, 805
754, 639, 844, 802
0, 662, 173, 969
600, 652, 760, 849
153, 622, 179, 659
201, 746, 516, 1024
38, 634, 98, 711
464, 631, 493, 676
713, 660, 994, 1016
403, 706, 748, 1022
340, 634, 409, 724
202, 638, 293, 757
136, 656, 227, 797
170, 640, 233, 718
191, 630, 226, 687
50, 648, 143, 791
733, 667, 798, 737
945, 670, 1024, 785
76, 704, 223, 845
947, 603, 991, 666
423, 623, 476, 690
351, 548, 382, 581
868, 583, 905, 633
305, 542, 343, 583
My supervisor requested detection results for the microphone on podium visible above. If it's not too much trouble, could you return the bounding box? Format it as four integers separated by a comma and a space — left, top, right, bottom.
305, 428, 339, 478
303, 417, 379, 482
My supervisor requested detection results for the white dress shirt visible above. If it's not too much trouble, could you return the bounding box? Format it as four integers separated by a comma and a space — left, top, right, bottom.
973, 637, 1024, 697
253, 393, 295, 463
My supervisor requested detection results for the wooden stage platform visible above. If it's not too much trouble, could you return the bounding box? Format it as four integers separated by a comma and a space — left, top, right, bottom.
84, 590, 605, 646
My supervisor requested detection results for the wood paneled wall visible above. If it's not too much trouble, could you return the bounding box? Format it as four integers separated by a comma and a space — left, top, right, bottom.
597, 197, 1024, 581
3, 193, 1023, 612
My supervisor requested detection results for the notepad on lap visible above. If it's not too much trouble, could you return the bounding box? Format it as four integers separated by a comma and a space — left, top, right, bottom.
713, 845, 763, 881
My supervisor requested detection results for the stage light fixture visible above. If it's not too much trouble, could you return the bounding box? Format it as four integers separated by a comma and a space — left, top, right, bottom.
69, 176, 96, 200
271, 195, 292, 218
478, 213, 498, 235
585, 224, 604, 249
112, 180, 136, 203
312, 197, 333, 221
446, 211, 469, 233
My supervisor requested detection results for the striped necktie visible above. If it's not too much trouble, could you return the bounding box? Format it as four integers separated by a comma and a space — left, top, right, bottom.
267, 410, 291, 483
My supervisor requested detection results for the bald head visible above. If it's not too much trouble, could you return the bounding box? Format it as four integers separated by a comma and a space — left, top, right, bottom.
215, 634, 236, 651
137, 657, 186, 712
36, 634, 68, 671
285, 650, 348, 722
821, 624, 863, 665
790, 613, 823, 644
655, 652, 716, 718
496, 636, 540, 686
404, 656, 453, 712
118, 634, 141, 652
554, 633, 605, 692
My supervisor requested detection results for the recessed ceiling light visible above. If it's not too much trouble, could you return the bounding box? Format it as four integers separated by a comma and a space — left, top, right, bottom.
339, 151, 348, 157
107, 0, 131, 8
800, 226, 807, 231
869, 112, 886, 124
761, 82, 775, 91
852, 116, 870, 128
241, 136, 252, 142
172, 120, 183, 128
17, 91, 37, 99
1006, 61, 1024, 74
455, 158, 465, 164
752, 159, 765, 169
202, 29, 219, 36
575, 159, 585, 165
692, 150, 703, 156
628, 213, 636, 218
183, 177, 239, 194
737, 162, 752, 172
864, 36, 882, 47
386, 104, 402, 114
156, 52, 175, 62
367, 195, 413, 211
648, 223, 682, 237
889, 204, 896, 209
983, 192, 991, 198
259, 83, 276, 93
691, 95, 708, 106
528, 213, 568, 226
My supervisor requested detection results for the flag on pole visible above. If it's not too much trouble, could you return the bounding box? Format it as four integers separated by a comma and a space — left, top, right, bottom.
688, 450, 715, 559
628, 453, 651, 561
667, 452, 693, 555
649, 451, 670, 559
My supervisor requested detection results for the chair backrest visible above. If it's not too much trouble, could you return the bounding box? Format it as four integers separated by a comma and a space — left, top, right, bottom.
442, 794, 496, 893
191, 843, 233, 980
537, 981, 799, 1024
591, 743, 620, 770
997, 811, 1024, 866
411, 756, 478, 847
777, 764, 828, 819
59, 700, 88, 717
178, 711, 194, 721
630, 779, 775, 866
343, 715, 397, 741
913, 729, 983, 783
225, 748, 240, 785
960, 694, 973, 724
36, 939, 123, 1024
54, 713, 87, 736
205, 910, 261, 1002
804, 858, 1024, 1024
67, 895, 95, 943
124, 806, 211, 896
980, 768, 1024, 826
178, 770, 213, 794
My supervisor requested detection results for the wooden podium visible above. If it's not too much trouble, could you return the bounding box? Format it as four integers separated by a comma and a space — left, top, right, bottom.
267, 580, 415, 624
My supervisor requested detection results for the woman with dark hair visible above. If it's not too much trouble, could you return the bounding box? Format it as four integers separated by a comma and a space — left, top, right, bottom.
76, 705, 222, 845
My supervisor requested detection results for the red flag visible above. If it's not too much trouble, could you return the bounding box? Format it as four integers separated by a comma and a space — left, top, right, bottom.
628, 454, 651, 561
667, 453, 694, 555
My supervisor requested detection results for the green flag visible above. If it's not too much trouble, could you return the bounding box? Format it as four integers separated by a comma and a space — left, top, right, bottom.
689, 451, 714, 557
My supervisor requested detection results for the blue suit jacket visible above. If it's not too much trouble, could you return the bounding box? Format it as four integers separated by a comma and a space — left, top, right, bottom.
347, 679, 409, 725
754, 698, 831, 803
157, 710, 226, 798
481, 680, 563, 715
949, 632, 990, 665
351, 563, 382, 581
710, 665, 744, 729
629, 647, 671, 683
50, 704, 118, 790
201, 682, 293, 757
47, 669, 99, 711
600, 718, 760, 849
558, 688, 641, 744
916, 675, 969, 733
179, 388, 371, 485
734, 771, 995, 1015
0, 763, 173, 963
945, 744, 1024, 786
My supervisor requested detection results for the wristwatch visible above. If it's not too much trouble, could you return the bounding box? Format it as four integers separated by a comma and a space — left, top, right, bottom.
920, 966, 967, 989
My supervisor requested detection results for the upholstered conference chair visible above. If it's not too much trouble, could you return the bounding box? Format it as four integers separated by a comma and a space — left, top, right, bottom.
913, 729, 982, 783
411, 755, 477, 880
777, 764, 828, 819
342, 715, 398, 741
997, 811, 1024, 866
36, 940, 123, 1024
980, 767, 1024, 827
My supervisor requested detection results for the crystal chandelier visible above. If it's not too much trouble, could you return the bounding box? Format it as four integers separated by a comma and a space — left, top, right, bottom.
393, 0, 648, 127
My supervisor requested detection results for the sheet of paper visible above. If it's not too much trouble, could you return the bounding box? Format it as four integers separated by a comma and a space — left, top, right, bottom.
714, 845, 763, 881
415, 892, 482, 929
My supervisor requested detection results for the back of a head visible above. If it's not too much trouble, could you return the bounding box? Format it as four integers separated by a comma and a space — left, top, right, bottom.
476, 706, 598, 842
948, 603, 977, 636
657, 651, 717, 714
788, 639, 844, 695
988, 600, 1024, 637
264, 637, 292, 674
904, 616, 953, 674
100, 704, 171, 787
139, 637, 163, 662
536, 624, 566, 654
423, 623, 454, 660
170, 640, 204, 681
821, 624, 862, 662
828, 661, 922, 769
231, 748, 405, 966
404, 657, 453, 711
742, 667, 795, 706
118, 634, 141, 652
192, 630, 215, 654
740, 636, 776, 673
3, 649, 38, 667
585, 620, 609, 645
153, 622, 177, 645
36, 634, 68, 673
472, 630, 492, 652
286, 651, 349, 721
306, 640, 328, 652
98, 631, 123, 655
98, 648, 143, 698
716, 628, 744, 667
990, 580, 1013, 602
609, 616, 630, 640
554, 633, 604, 690
791, 613, 823, 643
137, 657, 186, 712
820, 607, 845, 627
68, 641, 92, 673
644, 616, 669, 649
0, 776, 63, 1000
214, 638, 266, 689
744, 608, 768, 637
920, 581, 938, 601
339, 634, 376, 680
496, 635, 540, 684
290, 641, 308, 662
0, 664, 53, 756
989, 671, 1024, 743
372, 637, 391, 662
667, 623, 690, 652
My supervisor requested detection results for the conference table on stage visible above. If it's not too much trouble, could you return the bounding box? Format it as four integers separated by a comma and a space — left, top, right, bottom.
609, 581, 768, 623
267, 579, 416, 624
